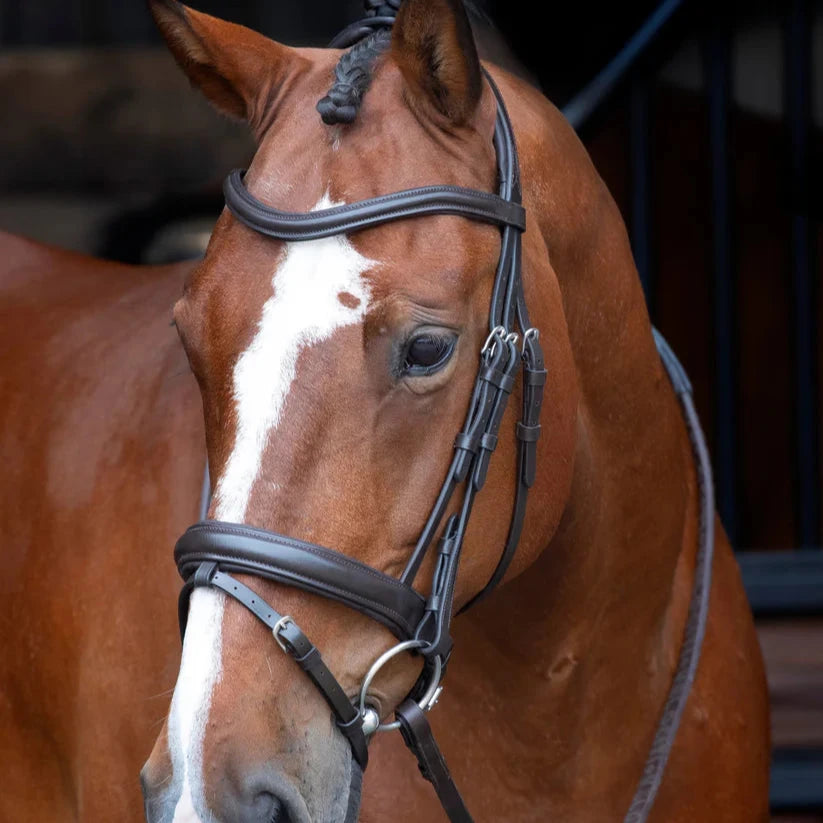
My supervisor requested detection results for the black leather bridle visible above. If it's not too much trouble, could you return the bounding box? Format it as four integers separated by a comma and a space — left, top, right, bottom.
176, 48, 543, 819
173, 6, 716, 822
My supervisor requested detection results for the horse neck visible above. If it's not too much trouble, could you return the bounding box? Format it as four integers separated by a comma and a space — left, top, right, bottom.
456, 90, 699, 796
546, 185, 697, 701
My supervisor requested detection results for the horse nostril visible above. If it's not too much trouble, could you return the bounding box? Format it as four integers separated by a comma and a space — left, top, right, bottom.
220, 785, 293, 823
252, 791, 289, 823
254, 791, 294, 823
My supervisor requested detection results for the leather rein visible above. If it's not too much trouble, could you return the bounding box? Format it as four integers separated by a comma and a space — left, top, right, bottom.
173, 8, 715, 822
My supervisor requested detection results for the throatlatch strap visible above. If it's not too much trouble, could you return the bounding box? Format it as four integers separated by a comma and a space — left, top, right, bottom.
395, 699, 473, 823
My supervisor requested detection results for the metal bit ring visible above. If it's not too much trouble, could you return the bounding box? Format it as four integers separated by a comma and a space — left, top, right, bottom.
357, 640, 443, 734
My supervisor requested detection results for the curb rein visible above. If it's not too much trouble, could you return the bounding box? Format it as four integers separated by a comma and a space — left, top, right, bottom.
173, 7, 715, 823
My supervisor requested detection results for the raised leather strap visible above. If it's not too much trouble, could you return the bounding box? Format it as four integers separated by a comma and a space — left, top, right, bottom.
472, 338, 522, 491
223, 170, 526, 242
395, 698, 473, 823
415, 337, 521, 660
185, 564, 370, 769
176, 520, 426, 640
400, 340, 506, 585
464, 331, 548, 611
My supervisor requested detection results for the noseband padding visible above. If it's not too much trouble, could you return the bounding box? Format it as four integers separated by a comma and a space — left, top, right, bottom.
176, 521, 427, 640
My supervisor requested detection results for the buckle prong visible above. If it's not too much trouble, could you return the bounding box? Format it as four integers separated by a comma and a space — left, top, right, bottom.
522, 327, 539, 354
481, 325, 506, 355
273, 615, 294, 653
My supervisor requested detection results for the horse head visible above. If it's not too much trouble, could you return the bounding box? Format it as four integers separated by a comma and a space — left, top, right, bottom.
141, 1, 587, 820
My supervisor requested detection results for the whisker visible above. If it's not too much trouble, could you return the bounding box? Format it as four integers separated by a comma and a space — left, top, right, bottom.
143, 687, 176, 702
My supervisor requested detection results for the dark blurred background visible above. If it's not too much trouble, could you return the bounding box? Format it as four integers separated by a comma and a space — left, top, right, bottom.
0, 0, 821, 817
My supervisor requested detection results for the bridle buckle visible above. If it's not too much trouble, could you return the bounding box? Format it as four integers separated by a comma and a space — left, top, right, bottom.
480, 325, 507, 356
273, 615, 295, 653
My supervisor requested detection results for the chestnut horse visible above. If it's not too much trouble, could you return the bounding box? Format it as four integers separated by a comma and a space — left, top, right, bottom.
0, 0, 769, 821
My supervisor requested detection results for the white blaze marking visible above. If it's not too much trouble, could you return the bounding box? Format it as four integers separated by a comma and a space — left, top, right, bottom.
167, 194, 374, 821
214, 194, 375, 521
169, 588, 224, 823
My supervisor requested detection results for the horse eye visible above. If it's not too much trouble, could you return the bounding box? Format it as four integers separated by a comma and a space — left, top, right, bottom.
403, 333, 456, 376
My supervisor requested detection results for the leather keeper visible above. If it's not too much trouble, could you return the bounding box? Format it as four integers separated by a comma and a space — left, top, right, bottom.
453, 432, 480, 454
480, 365, 516, 393
516, 422, 542, 442
480, 432, 499, 452
524, 367, 548, 386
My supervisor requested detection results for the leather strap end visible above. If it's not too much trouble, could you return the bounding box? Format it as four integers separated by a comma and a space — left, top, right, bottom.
395, 699, 473, 823
516, 423, 541, 488
521, 441, 538, 488
177, 580, 194, 642
473, 451, 492, 491
336, 712, 369, 770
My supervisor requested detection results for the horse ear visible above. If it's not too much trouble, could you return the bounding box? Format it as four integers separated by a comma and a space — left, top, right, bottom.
148, 0, 301, 134
391, 0, 482, 127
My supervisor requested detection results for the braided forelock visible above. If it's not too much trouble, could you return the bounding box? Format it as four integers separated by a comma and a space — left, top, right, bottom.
316, 28, 392, 126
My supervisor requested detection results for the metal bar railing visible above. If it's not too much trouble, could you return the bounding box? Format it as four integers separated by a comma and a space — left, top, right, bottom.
703, 20, 739, 546
563, 0, 687, 131
785, 0, 820, 549
630, 79, 655, 308
740, 549, 823, 615
770, 749, 823, 810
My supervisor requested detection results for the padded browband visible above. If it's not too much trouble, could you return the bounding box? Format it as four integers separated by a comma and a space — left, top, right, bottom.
223, 169, 526, 242
175, 520, 427, 640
